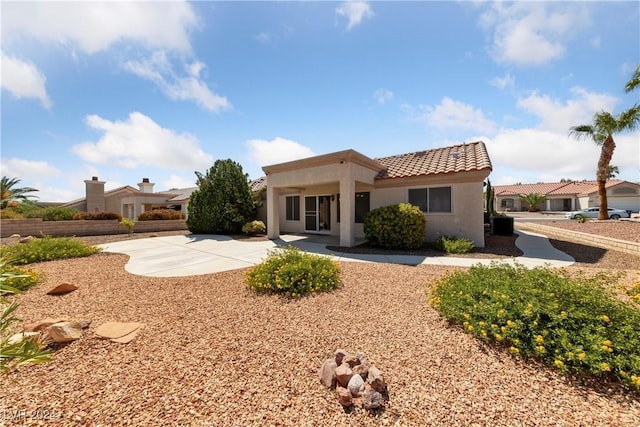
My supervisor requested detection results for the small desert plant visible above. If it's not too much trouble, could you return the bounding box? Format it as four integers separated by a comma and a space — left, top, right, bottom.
120, 218, 135, 236
0, 236, 101, 265
242, 220, 266, 235
1, 262, 52, 372
138, 209, 184, 221
364, 203, 426, 250
0, 263, 42, 291
245, 246, 340, 297
429, 262, 640, 391
573, 214, 589, 223
432, 235, 475, 254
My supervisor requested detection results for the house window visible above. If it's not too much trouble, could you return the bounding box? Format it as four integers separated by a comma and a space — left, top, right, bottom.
501, 198, 514, 209
408, 187, 452, 213
286, 195, 300, 221
355, 192, 370, 223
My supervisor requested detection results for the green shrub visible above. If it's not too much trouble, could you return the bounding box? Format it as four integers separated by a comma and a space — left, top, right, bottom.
11, 200, 45, 216
138, 209, 184, 221
245, 246, 340, 297
73, 211, 122, 220
0, 263, 42, 291
242, 220, 266, 235
0, 236, 101, 265
0, 209, 23, 219
628, 281, 640, 305
120, 218, 135, 235
363, 203, 426, 250
1, 262, 52, 372
573, 214, 589, 223
429, 262, 640, 390
41, 206, 79, 221
432, 235, 475, 254
187, 159, 256, 234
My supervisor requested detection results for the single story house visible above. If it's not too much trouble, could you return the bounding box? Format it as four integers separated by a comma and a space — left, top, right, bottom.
63, 177, 196, 219
493, 180, 640, 213
262, 141, 492, 248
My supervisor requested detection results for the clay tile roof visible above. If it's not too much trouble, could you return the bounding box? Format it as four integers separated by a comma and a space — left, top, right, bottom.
375, 141, 492, 180
249, 176, 267, 192
493, 182, 567, 196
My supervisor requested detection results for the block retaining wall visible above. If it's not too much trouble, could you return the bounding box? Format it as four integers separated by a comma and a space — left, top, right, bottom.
0, 219, 188, 238
516, 222, 640, 257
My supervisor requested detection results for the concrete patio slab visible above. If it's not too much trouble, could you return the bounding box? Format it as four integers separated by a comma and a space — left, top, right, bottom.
98, 228, 575, 277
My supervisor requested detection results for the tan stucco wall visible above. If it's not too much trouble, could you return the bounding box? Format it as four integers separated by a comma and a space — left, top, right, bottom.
373, 181, 486, 247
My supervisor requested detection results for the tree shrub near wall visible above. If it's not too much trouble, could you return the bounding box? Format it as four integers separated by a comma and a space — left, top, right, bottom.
41, 207, 78, 221
363, 203, 426, 250
187, 159, 256, 234
72, 211, 122, 220
138, 209, 184, 221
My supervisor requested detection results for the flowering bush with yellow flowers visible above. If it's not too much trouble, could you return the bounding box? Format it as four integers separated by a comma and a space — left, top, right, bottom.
428, 262, 640, 391
627, 280, 640, 305
245, 246, 340, 297
0, 236, 101, 265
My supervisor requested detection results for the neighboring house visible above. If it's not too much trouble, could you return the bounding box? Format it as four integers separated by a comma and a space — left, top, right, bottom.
493, 180, 640, 213
62, 177, 196, 219
262, 141, 492, 248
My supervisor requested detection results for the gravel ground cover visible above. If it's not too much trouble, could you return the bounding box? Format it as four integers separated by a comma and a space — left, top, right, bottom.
522, 219, 640, 243
1, 226, 639, 426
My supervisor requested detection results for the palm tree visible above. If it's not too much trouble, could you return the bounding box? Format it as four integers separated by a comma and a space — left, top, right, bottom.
519, 193, 547, 212
569, 67, 640, 220
0, 177, 39, 209
625, 64, 640, 93
608, 165, 619, 179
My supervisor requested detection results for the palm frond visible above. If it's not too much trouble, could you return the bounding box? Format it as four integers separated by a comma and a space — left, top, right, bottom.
625, 64, 640, 93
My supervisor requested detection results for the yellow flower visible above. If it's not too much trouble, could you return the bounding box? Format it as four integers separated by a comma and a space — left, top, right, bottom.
560, 311, 567, 319
495, 334, 503, 341
478, 321, 486, 327
535, 345, 546, 354
491, 324, 498, 329
600, 362, 611, 372
509, 346, 520, 355
578, 352, 586, 361
601, 315, 611, 323
463, 313, 471, 320
602, 339, 612, 347
466, 325, 474, 332
506, 320, 514, 327
481, 330, 487, 338
553, 360, 564, 369
535, 335, 544, 344
501, 326, 507, 333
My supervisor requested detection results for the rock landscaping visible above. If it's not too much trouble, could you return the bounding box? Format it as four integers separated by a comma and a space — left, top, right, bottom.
319, 349, 388, 411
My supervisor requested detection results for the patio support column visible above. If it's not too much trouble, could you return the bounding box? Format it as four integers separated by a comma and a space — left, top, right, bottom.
267, 185, 280, 240
339, 165, 355, 247
546, 199, 551, 211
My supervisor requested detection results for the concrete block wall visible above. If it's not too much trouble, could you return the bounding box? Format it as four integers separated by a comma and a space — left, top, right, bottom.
0, 219, 188, 238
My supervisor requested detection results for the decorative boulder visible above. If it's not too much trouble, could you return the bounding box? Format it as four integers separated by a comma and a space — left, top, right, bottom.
47, 283, 78, 295
367, 365, 387, 394
335, 363, 353, 388
334, 349, 350, 366
318, 359, 337, 388
362, 388, 383, 410
47, 321, 84, 343
336, 386, 353, 407
347, 374, 365, 396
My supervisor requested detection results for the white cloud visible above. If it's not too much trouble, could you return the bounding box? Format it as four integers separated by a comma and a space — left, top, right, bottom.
124, 51, 231, 113
2, 1, 198, 54
478, 2, 589, 66
407, 97, 497, 134
489, 73, 516, 91
1, 51, 52, 108
373, 88, 394, 105
517, 87, 618, 133
336, 1, 374, 31
71, 112, 214, 170
0, 158, 60, 180
246, 137, 316, 168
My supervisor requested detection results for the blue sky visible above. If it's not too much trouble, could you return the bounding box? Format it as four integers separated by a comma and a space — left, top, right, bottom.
1, 1, 639, 202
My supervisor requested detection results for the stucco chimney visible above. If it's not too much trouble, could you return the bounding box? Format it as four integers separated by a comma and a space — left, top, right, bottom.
138, 178, 155, 193
84, 177, 105, 212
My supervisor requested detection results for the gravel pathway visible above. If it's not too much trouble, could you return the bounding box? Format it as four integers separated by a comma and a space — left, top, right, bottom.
1, 227, 639, 426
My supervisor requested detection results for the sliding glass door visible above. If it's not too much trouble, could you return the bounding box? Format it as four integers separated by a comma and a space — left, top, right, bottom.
304, 195, 331, 232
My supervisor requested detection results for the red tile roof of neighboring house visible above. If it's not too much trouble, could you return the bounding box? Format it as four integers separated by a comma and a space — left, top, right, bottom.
375, 141, 492, 180
493, 180, 629, 197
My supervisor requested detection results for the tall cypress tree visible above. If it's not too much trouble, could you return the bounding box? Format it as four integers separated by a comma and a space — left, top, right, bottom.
186, 159, 256, 234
